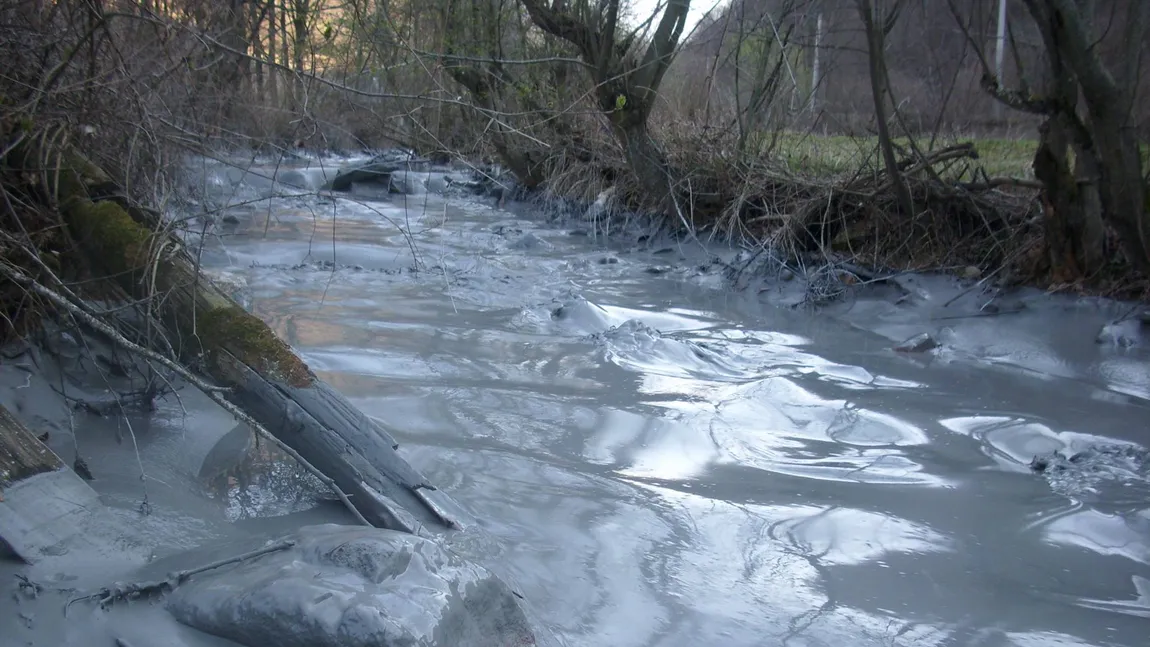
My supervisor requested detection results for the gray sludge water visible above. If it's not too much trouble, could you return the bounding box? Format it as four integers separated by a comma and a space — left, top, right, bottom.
5, 154, 1148, 646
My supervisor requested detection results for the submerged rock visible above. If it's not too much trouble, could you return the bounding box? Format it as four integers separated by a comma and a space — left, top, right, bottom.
166, 524, 536, 647
1096, 316, 1149, 348
508, 232, 551, 251
893, 333, 939, 353
326, 150, 429, 192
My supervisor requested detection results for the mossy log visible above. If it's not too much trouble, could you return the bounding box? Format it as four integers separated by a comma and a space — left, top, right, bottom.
6, 142, 462, 533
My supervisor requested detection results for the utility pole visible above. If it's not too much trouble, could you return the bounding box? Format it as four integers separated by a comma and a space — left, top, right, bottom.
810, 8, 823, 114
994, 0, 1007, 119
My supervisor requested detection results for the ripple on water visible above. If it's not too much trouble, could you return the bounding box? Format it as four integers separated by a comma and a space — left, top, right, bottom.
698, 377, 944, 486
619, 481, 963, 646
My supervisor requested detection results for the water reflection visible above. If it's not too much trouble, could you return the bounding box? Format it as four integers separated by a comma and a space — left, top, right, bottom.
200, 437, 327, 522
770, 506, 953, 566
1043, 508, 1150, 565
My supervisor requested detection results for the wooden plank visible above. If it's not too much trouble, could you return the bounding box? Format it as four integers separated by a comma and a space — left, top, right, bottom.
0, 403, 63, 485
0, 404, 142, 565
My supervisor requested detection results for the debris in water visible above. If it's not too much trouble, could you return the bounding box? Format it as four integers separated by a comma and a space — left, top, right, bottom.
73, 456, 94, 481
1096, 317, 1148, 348
1029, 444, 1150, 499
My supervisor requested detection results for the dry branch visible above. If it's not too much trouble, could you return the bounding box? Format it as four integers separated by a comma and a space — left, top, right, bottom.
67, 539, 296, 611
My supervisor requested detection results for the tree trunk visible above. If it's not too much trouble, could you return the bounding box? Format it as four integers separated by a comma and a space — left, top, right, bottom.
607, 107, 674, 214
1079, 100, 1149, 271
1021, 0, 1149, 272
0, 403, 62, 489
518, 0, 690, 214
858, 0, 915, 218
443, 65, 548, 188
292, 0, 308, 71
268, 0, 279, 104
7, 142, 463, 534
810, 11, 823, 114
1032, 117, 1106, 279
250, 0, 264, 97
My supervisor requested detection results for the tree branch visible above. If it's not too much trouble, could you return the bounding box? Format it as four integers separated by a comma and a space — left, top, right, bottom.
633, 0, 691, 102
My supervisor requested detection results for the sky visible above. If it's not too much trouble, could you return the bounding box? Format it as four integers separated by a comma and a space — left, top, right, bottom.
627, 0, 719, 38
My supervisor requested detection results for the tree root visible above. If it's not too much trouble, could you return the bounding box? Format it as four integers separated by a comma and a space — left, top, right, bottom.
65, 539, 295, 613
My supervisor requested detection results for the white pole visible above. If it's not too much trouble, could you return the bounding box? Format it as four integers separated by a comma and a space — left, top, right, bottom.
995, 0, 1007, 79
994, 0, 1007, 118
810, 11, 823, 114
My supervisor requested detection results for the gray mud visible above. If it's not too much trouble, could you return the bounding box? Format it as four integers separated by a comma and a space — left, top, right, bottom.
4, 153, 1150, 646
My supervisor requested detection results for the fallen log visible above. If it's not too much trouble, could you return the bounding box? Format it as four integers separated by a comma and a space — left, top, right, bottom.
6, 141, 464, 533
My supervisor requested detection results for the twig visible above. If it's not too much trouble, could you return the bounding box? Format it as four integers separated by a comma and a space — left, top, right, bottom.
957, 177, 1043, 191
67, 539, 295, 612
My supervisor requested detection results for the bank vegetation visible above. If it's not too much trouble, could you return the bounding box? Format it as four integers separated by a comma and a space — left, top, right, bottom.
3, 0, 1150, 357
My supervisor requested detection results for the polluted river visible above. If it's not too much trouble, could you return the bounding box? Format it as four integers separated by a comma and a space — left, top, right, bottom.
3, 153, 1150, 646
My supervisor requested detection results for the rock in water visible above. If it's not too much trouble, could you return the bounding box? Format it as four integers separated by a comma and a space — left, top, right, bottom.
326, 149, 430, 192
508, 232, 551, 251
388, 170, 427, 195
165, 524, 536, 647
1096, 317, 1148, 348
893, 333, 939, 353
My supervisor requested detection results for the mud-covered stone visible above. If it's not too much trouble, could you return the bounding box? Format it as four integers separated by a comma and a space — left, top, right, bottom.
1096, 317, 1148, 348
388, 170, 427, 195
508, 233, 551, 251
326, 150, 429, 192
893, 333, 938, 353
166, 524, 536, 647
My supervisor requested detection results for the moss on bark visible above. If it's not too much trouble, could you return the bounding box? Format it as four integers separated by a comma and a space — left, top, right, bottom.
6, 139, 314, 389
62, 198, 156, 280
198, 306, 312, 388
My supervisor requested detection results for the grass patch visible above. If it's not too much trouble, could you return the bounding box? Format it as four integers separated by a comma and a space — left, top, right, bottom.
752, 130, 1150, 184
751, 131, 1038, 179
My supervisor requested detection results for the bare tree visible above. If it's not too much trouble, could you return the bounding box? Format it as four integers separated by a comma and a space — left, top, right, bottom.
517, 0, 692, 212
857, 0, 915, 218
953, 0, 1150, 277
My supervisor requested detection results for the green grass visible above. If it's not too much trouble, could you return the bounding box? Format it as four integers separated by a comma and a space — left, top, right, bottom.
751, 131, 1037, 180
749, 131, 1150, 183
